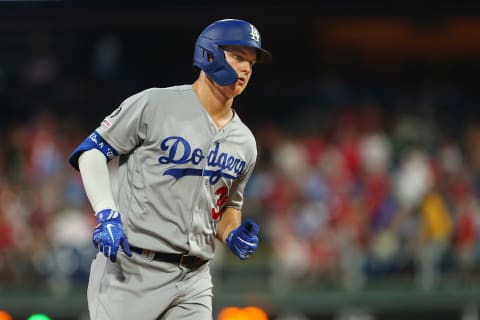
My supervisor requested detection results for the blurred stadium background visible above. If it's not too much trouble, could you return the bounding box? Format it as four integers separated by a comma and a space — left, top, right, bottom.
1, 1, 480, 319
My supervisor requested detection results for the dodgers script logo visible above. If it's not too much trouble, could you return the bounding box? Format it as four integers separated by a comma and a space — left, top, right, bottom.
158, 136, 246, 185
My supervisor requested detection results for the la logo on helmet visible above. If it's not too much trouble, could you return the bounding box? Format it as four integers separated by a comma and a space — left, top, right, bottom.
249, 24, 260, 42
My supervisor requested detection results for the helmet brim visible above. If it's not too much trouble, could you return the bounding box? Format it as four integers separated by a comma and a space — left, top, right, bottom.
217, 41, 272, 64
257, 47, 272, 64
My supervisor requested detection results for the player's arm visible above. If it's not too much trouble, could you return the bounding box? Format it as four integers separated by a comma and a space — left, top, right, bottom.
78, 149, 117, 211
216, 207, 241, 244
70, 136, 131, 262
68, 91, 149, 262
217, 207, 260, 260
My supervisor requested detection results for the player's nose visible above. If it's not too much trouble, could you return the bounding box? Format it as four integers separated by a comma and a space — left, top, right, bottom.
239, 60, 252, 75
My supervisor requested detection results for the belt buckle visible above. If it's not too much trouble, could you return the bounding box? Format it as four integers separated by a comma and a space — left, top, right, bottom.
141, 249, 155, 261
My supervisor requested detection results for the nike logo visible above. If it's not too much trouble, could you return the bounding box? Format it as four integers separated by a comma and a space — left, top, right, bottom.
106, 224, 115, 242
237, 237, 258, 247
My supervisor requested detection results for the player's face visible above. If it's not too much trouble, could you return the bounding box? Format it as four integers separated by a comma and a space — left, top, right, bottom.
222, 45, 256, 95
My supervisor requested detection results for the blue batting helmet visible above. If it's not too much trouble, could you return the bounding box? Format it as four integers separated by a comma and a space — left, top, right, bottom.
193, 19, 272, 86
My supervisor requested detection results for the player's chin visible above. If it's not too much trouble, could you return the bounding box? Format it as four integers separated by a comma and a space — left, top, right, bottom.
230, 82, 247, 96
221, 77, 248, 94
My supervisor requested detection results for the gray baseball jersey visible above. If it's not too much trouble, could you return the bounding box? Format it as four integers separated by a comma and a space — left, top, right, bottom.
95, 85, 257, 260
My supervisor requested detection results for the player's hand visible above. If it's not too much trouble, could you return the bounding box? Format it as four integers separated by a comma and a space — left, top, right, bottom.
226, 219, 260, 260
93, 209, 132, 263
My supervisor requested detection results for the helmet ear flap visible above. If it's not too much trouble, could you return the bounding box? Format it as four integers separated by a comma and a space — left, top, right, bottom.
202, 49, 214, 63
193, 40, 238, 86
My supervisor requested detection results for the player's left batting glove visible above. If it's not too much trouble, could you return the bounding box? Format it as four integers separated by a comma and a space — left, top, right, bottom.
226, 219, 260, 260
93, 209, 132, 263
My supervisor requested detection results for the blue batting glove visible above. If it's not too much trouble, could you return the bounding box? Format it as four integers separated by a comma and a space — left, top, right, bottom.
226, 219, 260, 260
93, 209, 132, 262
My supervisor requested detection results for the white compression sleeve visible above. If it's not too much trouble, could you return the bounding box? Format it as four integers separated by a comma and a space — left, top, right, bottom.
78, 148, 118, 213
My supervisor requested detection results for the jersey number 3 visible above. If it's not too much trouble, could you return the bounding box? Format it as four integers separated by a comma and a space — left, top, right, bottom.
211, 186, 229, 220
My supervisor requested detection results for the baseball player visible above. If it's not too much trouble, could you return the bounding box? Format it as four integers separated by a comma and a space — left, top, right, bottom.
68, 18, 271, 320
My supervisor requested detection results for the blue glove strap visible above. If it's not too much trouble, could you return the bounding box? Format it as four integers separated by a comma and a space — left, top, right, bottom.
96, 208, 122, 224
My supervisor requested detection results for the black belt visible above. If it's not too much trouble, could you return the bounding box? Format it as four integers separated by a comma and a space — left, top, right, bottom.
130, 246, 208, 269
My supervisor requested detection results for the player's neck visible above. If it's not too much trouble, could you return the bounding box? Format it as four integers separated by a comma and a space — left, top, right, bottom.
192, 79, 234, 129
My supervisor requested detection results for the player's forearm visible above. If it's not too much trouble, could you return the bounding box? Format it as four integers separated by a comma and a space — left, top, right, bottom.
216, 207, 241, 244
78, 149, 117, 213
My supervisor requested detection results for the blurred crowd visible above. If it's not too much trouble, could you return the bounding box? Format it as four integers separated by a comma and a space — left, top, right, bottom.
1, 31, 480, 296
0, 110, 95, 293
249, 103, 480, 292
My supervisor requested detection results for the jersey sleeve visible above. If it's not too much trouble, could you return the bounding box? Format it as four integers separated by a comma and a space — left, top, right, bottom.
68, 89, 151, 171
95, 89, 150, 154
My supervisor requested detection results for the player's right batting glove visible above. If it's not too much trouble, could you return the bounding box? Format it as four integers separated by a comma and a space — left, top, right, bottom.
93, 209, 132, 263
226, 219, 260, 260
